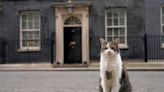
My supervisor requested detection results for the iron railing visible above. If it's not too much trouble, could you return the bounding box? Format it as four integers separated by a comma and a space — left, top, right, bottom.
0, 38, 54, 64
0, 35, 164, 64
90, 35, 164, 63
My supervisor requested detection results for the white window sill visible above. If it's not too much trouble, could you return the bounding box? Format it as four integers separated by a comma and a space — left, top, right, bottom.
119, 44, 128, 49
17, 48, 41, 52
161, 44, 164, 49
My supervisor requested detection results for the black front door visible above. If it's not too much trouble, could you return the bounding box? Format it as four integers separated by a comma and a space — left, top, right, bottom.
64, 27, 82, 64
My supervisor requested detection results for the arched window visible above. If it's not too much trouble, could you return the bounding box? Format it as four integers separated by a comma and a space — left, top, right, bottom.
64, 16, 81, 25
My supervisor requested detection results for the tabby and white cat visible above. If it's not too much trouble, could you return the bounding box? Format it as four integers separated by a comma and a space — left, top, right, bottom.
99, 38, 131, 92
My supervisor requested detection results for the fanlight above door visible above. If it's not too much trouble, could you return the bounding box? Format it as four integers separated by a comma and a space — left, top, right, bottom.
64, 16, 81, 25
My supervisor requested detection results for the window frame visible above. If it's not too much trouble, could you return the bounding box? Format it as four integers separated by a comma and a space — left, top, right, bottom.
19, 11, 41, 52
105, 8, 128, 48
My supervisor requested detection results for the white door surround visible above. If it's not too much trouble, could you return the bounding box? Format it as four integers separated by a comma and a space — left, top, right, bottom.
54, 3, 90, 65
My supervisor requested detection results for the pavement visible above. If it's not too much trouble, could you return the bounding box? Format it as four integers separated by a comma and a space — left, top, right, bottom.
0, 71, 164, 92
0, 63, 164, 92
0, 62, 164, 71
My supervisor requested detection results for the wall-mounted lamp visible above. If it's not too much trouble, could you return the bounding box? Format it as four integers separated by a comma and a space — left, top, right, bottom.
66, 0, 74, 14
66, 4, 74, 14
68, 0, 72, 3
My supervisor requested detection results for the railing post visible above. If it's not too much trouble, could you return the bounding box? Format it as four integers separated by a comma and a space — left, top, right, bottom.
0, 39, 7, 64
50, 37, 54, 64
144, 34, 148, 62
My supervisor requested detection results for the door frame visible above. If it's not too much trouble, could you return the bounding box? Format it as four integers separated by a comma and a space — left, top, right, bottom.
54, 4, 89, 65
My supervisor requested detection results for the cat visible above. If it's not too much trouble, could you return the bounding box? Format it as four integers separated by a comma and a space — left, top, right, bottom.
99, 38, 132, 92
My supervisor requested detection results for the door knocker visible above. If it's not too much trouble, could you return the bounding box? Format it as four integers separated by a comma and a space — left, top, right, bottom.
69, 41, 76, 48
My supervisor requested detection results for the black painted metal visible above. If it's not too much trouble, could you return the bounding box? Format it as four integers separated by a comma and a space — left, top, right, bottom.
144, 34, 148, 62
0, 35, 164, 64
0, 39, 7, 64
64, 27, 82, 64
50, 35, 54, 64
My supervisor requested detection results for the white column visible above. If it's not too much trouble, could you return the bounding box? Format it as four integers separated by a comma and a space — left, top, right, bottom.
82, 7, 89, 64
55, 8, 64, 65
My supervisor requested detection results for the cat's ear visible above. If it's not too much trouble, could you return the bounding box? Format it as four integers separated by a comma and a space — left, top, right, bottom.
113, 38, 120, 44
100, 38, 106, 44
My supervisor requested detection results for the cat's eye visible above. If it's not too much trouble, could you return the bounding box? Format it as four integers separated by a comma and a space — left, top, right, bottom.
104, 47, 108, 49
111, 47, 115, 50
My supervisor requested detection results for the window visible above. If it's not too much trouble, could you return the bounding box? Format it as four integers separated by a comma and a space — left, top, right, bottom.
105, 8, 127, 48
20, 11, 41, 51
161, 7, 164, 47
64, 16, 81, 25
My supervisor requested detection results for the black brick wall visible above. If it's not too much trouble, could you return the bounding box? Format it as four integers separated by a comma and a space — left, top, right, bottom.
0, 0, 163, 63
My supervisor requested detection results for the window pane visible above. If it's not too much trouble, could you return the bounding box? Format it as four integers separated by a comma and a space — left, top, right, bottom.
162, 26, 164, 34
33, 31, 40, 39
22, 31, 40, 40
22, 32, 29, 40
162, 7, 164, 15
29, 32, 33, 39
22, 40, 38, 47
33, 40, 40, 46
107, 18, 112, 26
107, 28, 112, 36
34, 15, 40, 29
162, 16, 164, 24
23, 40, 40, 47
22, 22, 27, 29
119, 10, 125, 18
119, 37, 125, 43
31, 32, 35, 39
106, 8, 126, 26
107, 37, 112, 42
114, 36, 118, 41
22, 40, 28, 47
119, 28, 125, 36
120, 18, 125, 26
113, 12, 118, 18
28, 40, 34, 47
21, 12, 40, 29
161, 35, 164, 43
28, 14, 33, 29
107, 12, 112, 18
113, 18, 118, 26
113, 28, 119, 36
30, 31, 40, 39
22, 15, 27, 29
22, 31, 40, 47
